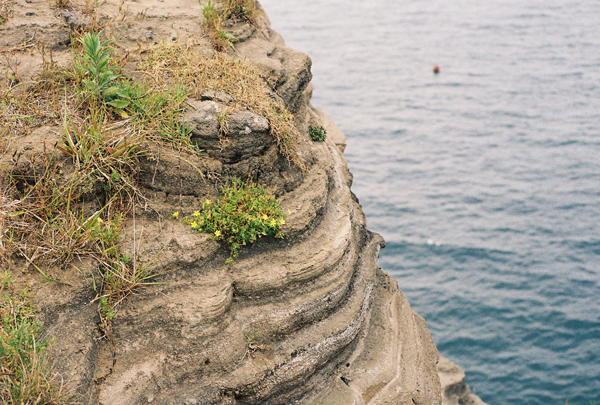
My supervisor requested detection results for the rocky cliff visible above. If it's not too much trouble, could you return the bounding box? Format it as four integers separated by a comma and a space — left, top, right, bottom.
1, 1, 485, 404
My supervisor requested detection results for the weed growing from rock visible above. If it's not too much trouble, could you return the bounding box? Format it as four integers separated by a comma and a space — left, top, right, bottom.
182, 177, 285, 263
201, 1, 237, 51
0, 282, 68, 404
309, 124, 326, 142
201, 0, 259, 51
223, 0, 259, 22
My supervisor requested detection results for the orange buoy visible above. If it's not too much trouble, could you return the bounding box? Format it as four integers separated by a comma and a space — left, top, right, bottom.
433, 65, 440, 74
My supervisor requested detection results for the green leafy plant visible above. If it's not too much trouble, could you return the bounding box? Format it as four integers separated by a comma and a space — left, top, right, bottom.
77, 31, 130, 111
90, 214, 122, 258
182, 178, 285, 263
201, 1, 220, 28
99, 297, 115, 321
309, 124, 326, 142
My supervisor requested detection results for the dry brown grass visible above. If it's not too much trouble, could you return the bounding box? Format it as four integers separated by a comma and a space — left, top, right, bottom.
137, 41, 301, 164
222, 0, 259, 24
54, 0, 72, 10
2, 115, 142, 264
223, 0, 259, 23
0, 49, 88, 271
0, 182, 15, 259
0, 0, 12, 24
1, 48, 78, 145
0, 35, 169, 338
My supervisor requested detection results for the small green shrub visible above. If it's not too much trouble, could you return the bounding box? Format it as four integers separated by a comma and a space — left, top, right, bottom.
309, 124, 326, 142
183, 178, 285, 263
201, 1, 218, 24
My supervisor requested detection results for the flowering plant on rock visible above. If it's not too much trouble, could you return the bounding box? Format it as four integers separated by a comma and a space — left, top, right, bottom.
182, 177, 285, 263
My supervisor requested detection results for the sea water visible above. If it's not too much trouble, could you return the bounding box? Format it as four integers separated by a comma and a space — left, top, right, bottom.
259, 0, 600, 404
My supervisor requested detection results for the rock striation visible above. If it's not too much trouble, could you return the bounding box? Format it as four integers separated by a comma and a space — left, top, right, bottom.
0, 1, 485, 404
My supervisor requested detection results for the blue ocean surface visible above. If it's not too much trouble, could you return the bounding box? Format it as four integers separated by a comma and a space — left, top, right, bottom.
259, 0, 600, 404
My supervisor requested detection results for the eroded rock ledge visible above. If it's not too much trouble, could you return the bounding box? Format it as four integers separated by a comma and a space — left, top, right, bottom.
0, 1, 458, 404
439, 357, 488, 405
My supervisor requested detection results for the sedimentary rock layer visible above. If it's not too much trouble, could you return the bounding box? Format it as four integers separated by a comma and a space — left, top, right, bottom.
0, 1, 443, 403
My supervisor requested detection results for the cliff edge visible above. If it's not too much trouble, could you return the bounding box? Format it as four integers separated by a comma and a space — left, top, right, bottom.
1, 1, 480, 404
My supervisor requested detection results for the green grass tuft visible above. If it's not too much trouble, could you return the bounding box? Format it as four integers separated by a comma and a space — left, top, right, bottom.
0, 286, 68, 404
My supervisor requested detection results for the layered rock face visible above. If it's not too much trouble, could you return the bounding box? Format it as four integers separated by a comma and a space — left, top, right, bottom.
1, 1, 446, 404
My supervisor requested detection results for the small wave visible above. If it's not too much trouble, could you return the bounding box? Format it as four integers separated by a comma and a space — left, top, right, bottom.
384, 240, 515, 262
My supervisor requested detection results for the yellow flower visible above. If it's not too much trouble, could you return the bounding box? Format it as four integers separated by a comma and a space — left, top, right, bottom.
270, 219, 277, 227
97, 218, 104, 226
261, 214, 268, 220
193, 210, 200, 217
214, 230, 221, 237
279, 219, 285, 225
171, 212, 179, 219
191, 221, 198, 228
287, 209, 291, 214
204, 200, 212, 205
